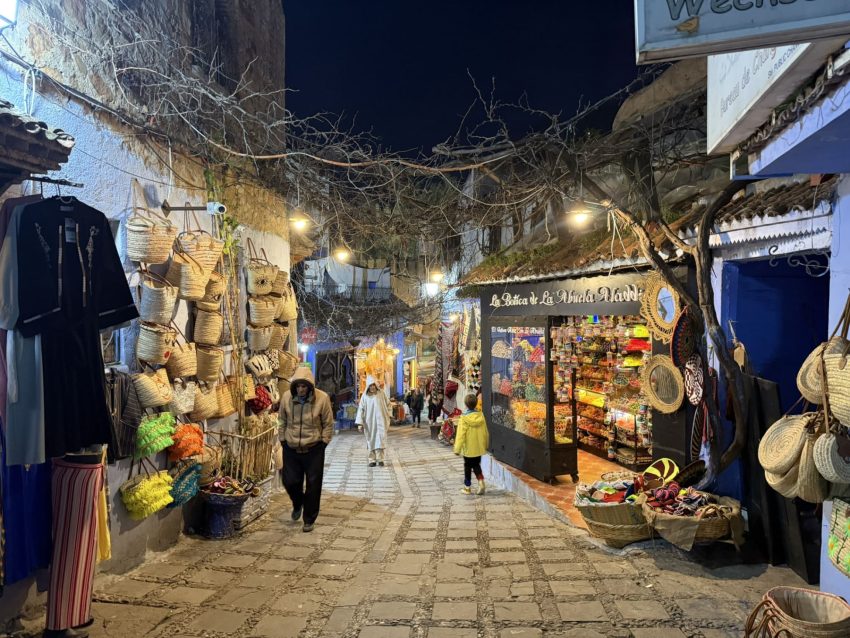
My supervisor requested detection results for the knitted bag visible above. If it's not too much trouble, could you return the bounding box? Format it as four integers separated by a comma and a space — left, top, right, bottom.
168, 459, 201, 507
248, 384, 272, 414
135, 412, 177, 459
168, 422, 204, 462
120, 461, 174, 520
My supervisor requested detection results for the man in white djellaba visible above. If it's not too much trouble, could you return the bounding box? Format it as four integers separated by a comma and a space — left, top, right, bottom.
356, 376, 391, 467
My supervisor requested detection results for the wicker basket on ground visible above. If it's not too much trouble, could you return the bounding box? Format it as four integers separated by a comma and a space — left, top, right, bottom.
575, 498, 650, 548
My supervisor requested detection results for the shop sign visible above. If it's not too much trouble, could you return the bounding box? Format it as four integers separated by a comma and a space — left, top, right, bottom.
482, 273, 646, 317
635, 0, 850, 64
708, 39, 842, 153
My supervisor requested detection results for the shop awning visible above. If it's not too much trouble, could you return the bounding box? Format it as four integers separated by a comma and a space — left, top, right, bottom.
0, 98, 75, 193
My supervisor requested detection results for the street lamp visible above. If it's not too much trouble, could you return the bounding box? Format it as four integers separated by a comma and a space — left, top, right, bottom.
430, 271, 444, 283
0, 0, 18, 28
424, 282, 440, 297
334, 247, 350, 262
290, 217, 308, 232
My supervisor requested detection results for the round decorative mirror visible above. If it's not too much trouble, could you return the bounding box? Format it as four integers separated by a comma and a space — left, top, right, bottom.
641, 273, 681, 343
641, 355, 684, 414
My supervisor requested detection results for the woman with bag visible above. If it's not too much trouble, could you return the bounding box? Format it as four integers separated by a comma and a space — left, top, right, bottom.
356, 376, 392, 467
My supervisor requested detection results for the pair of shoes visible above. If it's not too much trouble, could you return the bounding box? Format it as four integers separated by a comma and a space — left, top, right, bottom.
368, 461, 377, 467
460, 486, 472, 495
378, 461, 385, 467
476, 479, 486, 495
291, 506, 303, 522
303, 522, 315, 533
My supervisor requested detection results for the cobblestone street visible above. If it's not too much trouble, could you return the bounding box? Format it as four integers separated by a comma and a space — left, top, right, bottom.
86, 427, 804, 638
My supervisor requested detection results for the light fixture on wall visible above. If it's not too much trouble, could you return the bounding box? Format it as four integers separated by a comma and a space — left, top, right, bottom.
430, 270, 444, 283
424, 282, 440, 297
333, 247, 351, 262
0, 0, 18, 28
289, 217, 308, 232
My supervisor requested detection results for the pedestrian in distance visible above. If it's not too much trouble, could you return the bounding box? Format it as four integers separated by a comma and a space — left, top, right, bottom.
356, 375, 391, 467
428, 390, 443, 424
411, 388, 425, 427
453, 393, 490, 495
278, 367, 335, 532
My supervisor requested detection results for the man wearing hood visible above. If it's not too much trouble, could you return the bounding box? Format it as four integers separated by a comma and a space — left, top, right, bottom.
356, 375, 391, 467
279, 366, 334, 532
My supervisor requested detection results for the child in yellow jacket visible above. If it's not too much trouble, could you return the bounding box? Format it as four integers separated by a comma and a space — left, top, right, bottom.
454, 394, 490, 495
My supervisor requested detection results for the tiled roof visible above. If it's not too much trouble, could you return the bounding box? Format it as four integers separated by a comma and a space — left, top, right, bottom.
460, 177, 837, 287
0, 98, 75, 190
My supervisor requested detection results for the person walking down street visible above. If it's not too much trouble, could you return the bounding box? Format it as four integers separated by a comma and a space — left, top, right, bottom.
428, 390, 443, 424
411, 388, 425, 427
453, 393, 490, 495
279, 367, 334, 532
356, 376, 391, 467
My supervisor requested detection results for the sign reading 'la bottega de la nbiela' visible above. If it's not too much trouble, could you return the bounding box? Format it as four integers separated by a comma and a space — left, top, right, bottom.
489, 284, 642, 309
635, 0, 850, 64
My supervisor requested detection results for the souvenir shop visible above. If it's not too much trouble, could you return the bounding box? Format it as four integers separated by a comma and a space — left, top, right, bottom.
480, 269, 691, 483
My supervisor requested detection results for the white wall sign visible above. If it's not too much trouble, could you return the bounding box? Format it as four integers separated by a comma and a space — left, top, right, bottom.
635, 0, 850, 64
707, 39, 843, 154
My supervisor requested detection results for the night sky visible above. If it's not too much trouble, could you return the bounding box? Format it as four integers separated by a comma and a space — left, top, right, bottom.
285, 1, 640, 155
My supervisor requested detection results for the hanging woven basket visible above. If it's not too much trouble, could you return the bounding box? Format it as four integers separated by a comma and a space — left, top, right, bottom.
137, 322, 177, 365
270, 270, 289, 296
213, 377, 238, 419
126, 209, 177, 264
277, 286, 298, 322
248, 296, 278, 327
168, 379, 197, 415
132, 368, 173, 408
246, 324, 273, 351
196, 345, 223, 384
194, 309, 223, 346
269, 323, 289, 350
138, 276, 178, 325
166, 341, 197, 379
190, 383, 219, 421
165, 250, 209, 301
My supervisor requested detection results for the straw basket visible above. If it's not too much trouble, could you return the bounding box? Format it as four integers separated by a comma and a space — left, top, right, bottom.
583, 518, 651, 549
168, 379, 196, 415
797, 428, 829, 504
745, 586, 850, 638
246, 325, 273, 351
270, 270, 289, 296
166, 342, 197, 379
213, 427, 277, 481
196, 345, 223, 384
575, 500, 646, 526
177, 231, 224, 273
205, 270, 226, 298
268, 323, 289, 349
198, 444, 222, 486
132, 368, 173, 408
276, 351, 299, 380
277, 288, 298, 322
138, 278, 177, 325
190, 383, 219, 421
194, 309, 223, 346
165, 251, 209, 301
801, 294, 850, 405
758, 413, 814, 475
213, 377, 237, 419
248, 296, 278, 327
126, 210, 177, 264
137, 322, 177, 365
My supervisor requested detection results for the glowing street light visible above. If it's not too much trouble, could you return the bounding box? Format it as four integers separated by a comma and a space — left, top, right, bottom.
430, 271, 444, 283
424, 282, 440, 297
334, 248, 350, 262
290, 217, 308, 232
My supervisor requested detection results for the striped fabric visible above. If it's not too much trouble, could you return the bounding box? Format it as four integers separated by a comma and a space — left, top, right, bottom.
46, 459, 103, 631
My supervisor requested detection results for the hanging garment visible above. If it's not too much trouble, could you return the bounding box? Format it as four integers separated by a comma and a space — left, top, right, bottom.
356, 376, 391, 452
16, 198, 138, 459
1, 424, 52, 586
0, 197, 47, 465
46, 458, 103, 631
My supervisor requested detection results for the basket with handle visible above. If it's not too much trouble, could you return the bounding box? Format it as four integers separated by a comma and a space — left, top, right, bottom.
168, 379, 197, 415
168, 458, 201, 507
134, 411, 177, 458
799, 294, 850, 405
270, 269, 289, 297
132, 367, 173, 409
168, 422, 204, 462
198, 443, 223, 486
744, 586, 850, 637
196, 270, 226, 312
165, 245, 209, 301
244, 238, 277, 295
246, 324, 273, 351
176, 211, 225, 273
190, 382, 219, 421
248, 296, 278, 327
165, 321, 197, 379
126, 207, 177, 264
276, 285, 298, 322
137, 322, 177, 365
194, 308, 223, 346
120, 457, 174, 520
196, 345, 223, 384
268, 322, 289, 350
137, 270, 177, 325
212, 374, 238, 419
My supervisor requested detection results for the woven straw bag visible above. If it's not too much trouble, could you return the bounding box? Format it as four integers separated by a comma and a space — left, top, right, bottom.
166, 341, 197, 379
277, 351, 299, 380
758, 413, 815, 475
169, 379, 197, 415
138, 273, 177, 325
135, 412, 177, 458
126, 208, 177, 264
120, 459, 174, 520
796, 426, 829, 504
277, 286, 298, 322
213, 376, 237, 419
799, 295, 850, 405
246, 324, 273, 351
196, 345, 223, 384
242, 373, 257, 401
196, 271, 225, 312
244, 238, 276, 295
168, 423, 204, 462
190, 383, 218, 421
269, 323, 289, 349
248, 296, 278, 327
194, 308, 223, 345
137, 322, 177, 365
177, 230, 224, 274
199, 444, 222, 486
824, 344, 850, 426
168, 459, 201, 507
814, 432, 850, 484
270, 270, 289, 296
246, 353, 273, 379
765, 463, 800, 499
744, 586, 850, 638
165, 249, 209, 300
132, 368, 173, 408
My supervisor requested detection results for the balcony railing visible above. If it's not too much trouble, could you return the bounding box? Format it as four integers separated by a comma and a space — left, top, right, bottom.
299, 282, 395, 304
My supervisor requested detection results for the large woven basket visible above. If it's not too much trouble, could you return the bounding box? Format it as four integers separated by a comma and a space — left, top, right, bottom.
196, 345, 223, 383
177, 231, 224, 274
277, 288, 298, 322
132, 368, 173, 408
583, 518, 651, 549
194, 309, 223, 346
166, 342, 197, 379
758, 413, 814, 475
213, 378, 237, 419
268, 323, 289, 350
198, 445, 223, 486
575, 500, 647, 526
165, 251, 209, 301
247, 325, 273, 351
248, 296, 278, 327
126, 210, 177, 264
270, 270, 289, 296
138, 279, 177, 325
190, 383, 219, 421
137, 322, 176, 365
745, 586, 850, 638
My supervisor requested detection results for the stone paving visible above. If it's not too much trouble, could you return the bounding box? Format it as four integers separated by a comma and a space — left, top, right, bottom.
83, 426, 805, 638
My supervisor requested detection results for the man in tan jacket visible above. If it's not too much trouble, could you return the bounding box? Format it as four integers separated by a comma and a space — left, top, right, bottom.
279, 367, 334, 532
